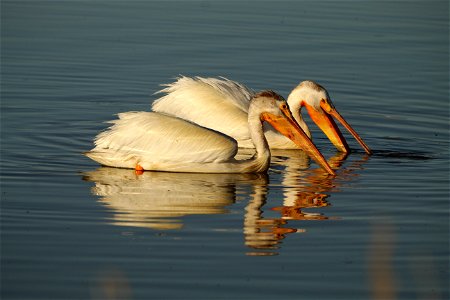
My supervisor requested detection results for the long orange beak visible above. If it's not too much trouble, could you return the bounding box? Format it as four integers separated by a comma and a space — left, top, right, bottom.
262, 106, 336, 175
303, 100, 372, 155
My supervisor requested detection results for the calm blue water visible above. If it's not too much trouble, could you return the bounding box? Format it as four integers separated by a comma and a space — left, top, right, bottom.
1, 1, 448, 299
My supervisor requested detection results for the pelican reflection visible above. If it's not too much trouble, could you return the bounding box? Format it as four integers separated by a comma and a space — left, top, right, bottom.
83, 152, 367, 255
83, 168, 266, 230
243, 151, 342, 255
269, 150, 367, 221
242, 151, 368, 255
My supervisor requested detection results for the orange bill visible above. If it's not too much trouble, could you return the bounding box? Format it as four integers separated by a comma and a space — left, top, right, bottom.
262, 106, 336, 175
303, 102, 350, 153
320, 100, 372, 155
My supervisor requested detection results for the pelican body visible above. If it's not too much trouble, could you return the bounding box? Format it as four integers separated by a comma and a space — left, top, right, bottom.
86, 91, 335, 174
152, 76, 371, 154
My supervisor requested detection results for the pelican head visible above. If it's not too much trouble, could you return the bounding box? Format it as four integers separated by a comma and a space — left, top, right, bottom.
287, 81, 372, 155
250, 90, 335, 175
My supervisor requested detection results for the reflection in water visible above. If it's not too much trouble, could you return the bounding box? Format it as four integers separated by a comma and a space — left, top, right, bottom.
244, 151, 345, 256
242, 151, 369, 256
368, 222, 396, 300
83, 168, 265, 230
90, 267, 131, 300
83, 151, 368, 255
272, 150, 351, 220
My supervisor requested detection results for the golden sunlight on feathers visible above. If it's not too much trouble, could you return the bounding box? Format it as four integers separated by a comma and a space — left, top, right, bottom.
153, 76, 371, 154
86, 91, 335, 174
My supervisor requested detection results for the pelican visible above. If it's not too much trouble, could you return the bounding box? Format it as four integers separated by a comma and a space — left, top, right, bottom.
85, 91, 335, 174
152, 76, 372, 154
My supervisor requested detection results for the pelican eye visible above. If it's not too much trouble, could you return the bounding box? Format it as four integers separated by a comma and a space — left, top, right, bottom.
320, 99, 332, 112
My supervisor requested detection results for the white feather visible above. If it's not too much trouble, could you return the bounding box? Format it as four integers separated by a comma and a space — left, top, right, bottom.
153, 76, 256, 147
86, 112, 239, 170
85, 95, 289, 173
85, 89, 334, 174
152, 76, 299, 149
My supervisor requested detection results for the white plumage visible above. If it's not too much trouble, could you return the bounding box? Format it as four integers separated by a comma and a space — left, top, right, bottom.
88, 111, 237, 166
153, 76, 257, 148
86, 91, 335, 174
153, 76, 305, 149
152, 76, 371, 154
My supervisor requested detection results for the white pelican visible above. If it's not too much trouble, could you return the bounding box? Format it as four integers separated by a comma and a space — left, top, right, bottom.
152, 76, 372, 154
86, 91, 335, 174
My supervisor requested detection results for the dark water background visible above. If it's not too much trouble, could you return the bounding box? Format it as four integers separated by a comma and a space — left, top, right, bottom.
1, 1, 448, 299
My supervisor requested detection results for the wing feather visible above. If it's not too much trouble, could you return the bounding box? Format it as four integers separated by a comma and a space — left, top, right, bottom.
152, 76, 254, 141
87, 112, 238, 167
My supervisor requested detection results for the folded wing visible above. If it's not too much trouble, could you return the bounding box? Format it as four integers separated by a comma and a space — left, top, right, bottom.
86, 112, 238, 168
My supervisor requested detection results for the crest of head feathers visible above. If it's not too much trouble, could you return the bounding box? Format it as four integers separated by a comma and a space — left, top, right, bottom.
254, 90, 285, 101
298, 80, 325, 92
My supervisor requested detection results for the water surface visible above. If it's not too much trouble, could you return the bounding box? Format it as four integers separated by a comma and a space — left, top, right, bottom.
1, 1, 448, 299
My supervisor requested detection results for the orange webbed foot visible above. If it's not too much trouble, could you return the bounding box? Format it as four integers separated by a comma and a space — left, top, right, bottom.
135, 164, 144, 175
